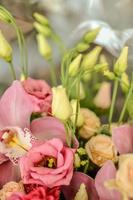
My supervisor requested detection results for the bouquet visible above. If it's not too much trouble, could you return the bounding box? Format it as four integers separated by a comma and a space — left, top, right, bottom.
0, 6, 132, 200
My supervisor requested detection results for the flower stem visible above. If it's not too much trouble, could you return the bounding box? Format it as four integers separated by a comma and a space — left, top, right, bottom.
8, 61, 16, 80
118, 75, 133, 124
109, 78, 119, 127
48, 58, 57, 86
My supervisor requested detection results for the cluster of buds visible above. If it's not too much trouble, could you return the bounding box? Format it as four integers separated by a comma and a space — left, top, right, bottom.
33, 12, 52, 60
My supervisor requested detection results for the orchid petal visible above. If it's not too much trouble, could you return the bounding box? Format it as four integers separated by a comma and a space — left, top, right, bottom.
112, 124, 133, 154
62, 172, 99, 200
0, 161, 20, 188
30, 116, 79, 148
0, 81, 35, 129
95, 160, 121, 200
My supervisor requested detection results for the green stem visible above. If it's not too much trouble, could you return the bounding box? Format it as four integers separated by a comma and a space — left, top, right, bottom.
109, 78, 119, 126
118, 76, 133, 124
8, 61, 16, 80
48, 58, 57, 86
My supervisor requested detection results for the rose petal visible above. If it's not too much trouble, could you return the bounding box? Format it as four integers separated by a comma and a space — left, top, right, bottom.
112, 124, 133, 154
95, 160, 121, 200
62, 171, 99, 200
0, 81, 35, 129
0, 161, 20, 188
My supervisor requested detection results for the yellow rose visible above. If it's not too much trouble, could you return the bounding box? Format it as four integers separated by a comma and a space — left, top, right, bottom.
85, 134, 117, 166
52, 86, 72, 121
79, 108, 100, 139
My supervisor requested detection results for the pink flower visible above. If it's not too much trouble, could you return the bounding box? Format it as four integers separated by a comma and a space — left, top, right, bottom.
19, 138, 74, 188
8, 187, 60, 200
22, 78, 52, 113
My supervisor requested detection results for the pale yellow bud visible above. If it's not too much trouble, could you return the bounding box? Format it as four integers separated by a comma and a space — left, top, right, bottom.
0, 30, 12, 62
93, 82, 111, 109
33, 12, 49, 26
114, 47, 128, 76
81, 46, 102, 70
76, 42, 90, 53
36, 34, 52, 60
82, 71, 91, 82
74, 183, 88, 200
104, 70, 115, 80
74, 153, 81, 168
94, 63, 109, 72
99, 54, 109, 71
68, 54, 82, 77
70, 99, 84, 127
78, 82, 86, 100
52, 86, 72, 121
120, 72, 130, 93
84, 27, 100, 44
34, 22, 51, 37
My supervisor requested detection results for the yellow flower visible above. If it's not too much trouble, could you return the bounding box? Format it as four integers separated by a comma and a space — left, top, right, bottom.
70, 99, 84, 127
93, 82, 111, 109
52, 86, 72, 121
85, 134, 117, 166
79, 108, 100, 139
0, 30, 12, 62
74, 183, 88, 200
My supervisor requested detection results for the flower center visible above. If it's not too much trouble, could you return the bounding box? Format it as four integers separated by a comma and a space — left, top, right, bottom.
36, 156, 57, 169
1, 130, 28, 151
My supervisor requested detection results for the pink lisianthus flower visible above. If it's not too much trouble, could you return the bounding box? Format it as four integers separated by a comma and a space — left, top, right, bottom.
19, 138, 74, 188
22, 78, 52, 113
8, 186, 60, 200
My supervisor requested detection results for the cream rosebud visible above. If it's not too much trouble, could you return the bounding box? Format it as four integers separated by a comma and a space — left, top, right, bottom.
34, 22, 52, 37
85, 134, 117, 167
79, 108, 100, 139
70, 99, 84, 127
36, 34, 52, 60
52, 86, 72, 121
33, 12, 49, 26
84, 27, 100, 44
93, 82, 111, 109
76, 42, 90, 53
0, 30, 12, 62
81, 46, 102, 70
120, 72, 130, 93
114, 46, 128, 76
68, 54, 82, 77
74, 183, 88, 200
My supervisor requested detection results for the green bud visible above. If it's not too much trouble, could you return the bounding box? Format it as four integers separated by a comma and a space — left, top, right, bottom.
104, 70, 115, 80
36, 34, 52, 60
94, 63, 109, 72
68, 54, 82, 77
74, 153, 81, 168
120, 72, 130, 93
99, 54, 109, 71
84, 27, 100, 44
33, 22, 51, 37
33, 12, 49, 26
81, 46, 102, 70
76, 42, 90, 53
114, 46, 128, 76
0, 30, 12, 62
77, 147, 86, 155
82, 71, 91, 82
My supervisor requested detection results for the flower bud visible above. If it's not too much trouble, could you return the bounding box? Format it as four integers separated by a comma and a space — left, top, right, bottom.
82, 71, 91, 82
120, 72, 130, 93
76, 42, 90, 53
94, 63, 109, 72
33, 12, 49, 26
74, 153, 81, 168
99, 54, 109, 71
81, 46, 102, 70
79, 108, 100, 139
0, 30, 12, 62
84, 27, 101, 44
114, 46, 128, 76
70, 99, 84, 127
93, 82, 111, 109
34, 22, 51, 37
74, 183, 88, 200
52, 86, 72, 121
104, 70, 115, 80
68, 54, 82, 77
36, 34, 52, 60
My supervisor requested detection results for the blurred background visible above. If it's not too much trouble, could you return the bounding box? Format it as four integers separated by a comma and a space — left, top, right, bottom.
0, 0, 133, 86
